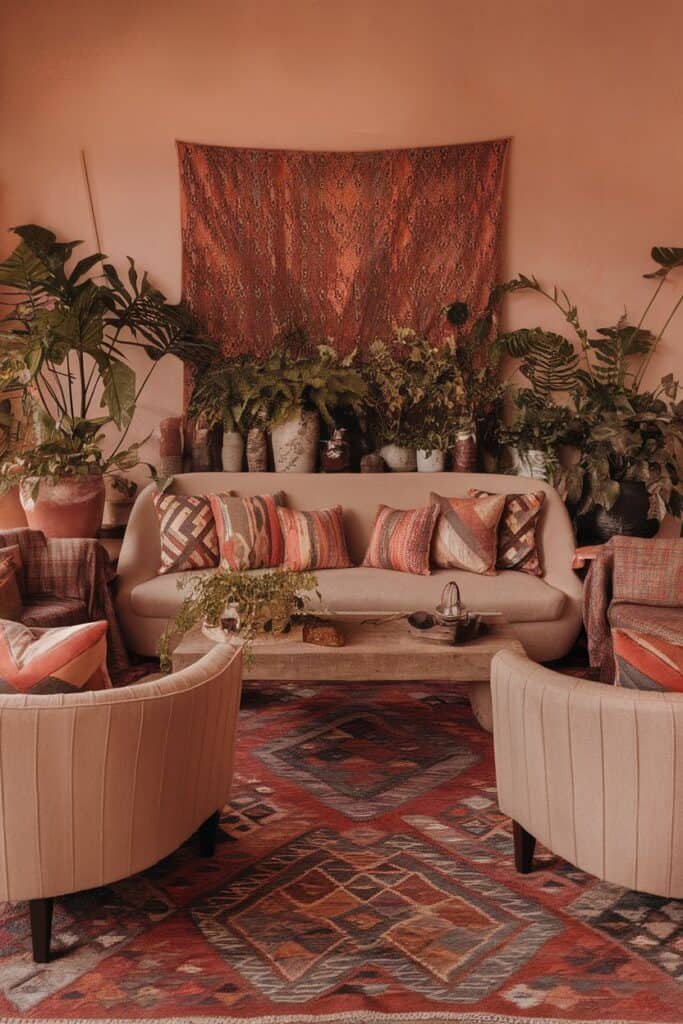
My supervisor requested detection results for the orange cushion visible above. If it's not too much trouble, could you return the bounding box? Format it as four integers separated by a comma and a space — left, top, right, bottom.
277, 505, 353, 571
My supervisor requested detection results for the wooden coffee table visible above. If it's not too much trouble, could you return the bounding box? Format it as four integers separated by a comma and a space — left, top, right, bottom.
171, 616, 524, 732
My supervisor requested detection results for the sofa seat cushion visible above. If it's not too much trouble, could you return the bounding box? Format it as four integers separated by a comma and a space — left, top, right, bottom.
131, 566, 566, 624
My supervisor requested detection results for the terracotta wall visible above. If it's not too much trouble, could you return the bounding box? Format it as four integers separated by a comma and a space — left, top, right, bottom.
1, 0, 682, 469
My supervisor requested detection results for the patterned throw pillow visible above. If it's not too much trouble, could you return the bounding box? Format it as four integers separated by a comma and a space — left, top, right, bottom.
468, 488, 546, 575
363, 504, 440, 576
154, 493, 220, 575
0, 546, 23, 621
277, 505, 353, 571
613, 628, 683, 693
612, 537, 683, 607
210, 492, 286, 571
0, 619, 112, 694
430, 492, 506, 575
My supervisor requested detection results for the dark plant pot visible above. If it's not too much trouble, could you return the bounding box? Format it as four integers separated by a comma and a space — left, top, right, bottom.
576, 481, 659, 546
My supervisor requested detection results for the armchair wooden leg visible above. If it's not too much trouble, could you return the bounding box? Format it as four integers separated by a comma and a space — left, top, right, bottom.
199, 810, 221, 857
29, 897, 53, 963
512, 820, 536, 874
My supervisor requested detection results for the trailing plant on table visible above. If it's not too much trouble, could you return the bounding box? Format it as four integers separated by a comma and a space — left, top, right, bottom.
0, 224, 212, 492
158, 569, 321, 671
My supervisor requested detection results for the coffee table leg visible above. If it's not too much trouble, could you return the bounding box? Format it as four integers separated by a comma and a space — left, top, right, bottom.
467, 682, 493, 732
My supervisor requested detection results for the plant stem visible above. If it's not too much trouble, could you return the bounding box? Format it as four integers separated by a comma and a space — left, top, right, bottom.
635, 291, 683, 391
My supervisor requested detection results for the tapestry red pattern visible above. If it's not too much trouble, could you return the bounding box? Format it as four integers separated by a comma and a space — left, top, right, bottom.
178, 139, 509, 361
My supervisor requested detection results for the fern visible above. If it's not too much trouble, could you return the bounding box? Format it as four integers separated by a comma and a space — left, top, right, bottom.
497, 328, 579, 398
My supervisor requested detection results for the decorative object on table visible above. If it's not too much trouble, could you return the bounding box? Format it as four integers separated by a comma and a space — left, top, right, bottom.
363, 331, 466, 475
429, 492, 506, 574
452, 426, 478, 472
360, 452, 385, 473
208, 491, 285, 571
362, 503, 440, 576
0, 225, 212, 537
158, 567, 320, 670
153, 491, 219, 575
321, 428, 351, 472
468, 488, 546, 576
494, 248, 683, 539
159, 416, 184, 477
302, 615, 346, 647
436, 578, 470, 623
407, 609, 485, 645
201, 600, 242, 646
103, 475, 138, 528
0, 618, 111, 694
276, 504, 353, 571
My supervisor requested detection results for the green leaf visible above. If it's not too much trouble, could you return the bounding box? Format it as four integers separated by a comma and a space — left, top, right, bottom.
644, 246, 683, 278
99, 356, 136, 428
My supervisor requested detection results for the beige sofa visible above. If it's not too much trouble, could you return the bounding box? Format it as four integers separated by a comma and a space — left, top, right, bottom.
0, 644, 243, 961
492, 649, 683, 897
117, 472, 583, 663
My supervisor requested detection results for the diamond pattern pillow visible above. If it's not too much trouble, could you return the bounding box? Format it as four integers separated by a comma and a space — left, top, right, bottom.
468, 488, 546, 576
154, 492, 220, 575
0, 619, 112, 694
277, 505, 353, 571
430, 492, 506, 575
363, 504, 440, 576
210, 492, 286, 571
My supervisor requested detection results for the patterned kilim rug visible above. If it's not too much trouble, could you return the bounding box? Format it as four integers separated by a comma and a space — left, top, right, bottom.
0, 680, 681, 1023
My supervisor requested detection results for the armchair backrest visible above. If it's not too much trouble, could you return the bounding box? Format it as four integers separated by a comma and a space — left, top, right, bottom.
0, 644, 243, 902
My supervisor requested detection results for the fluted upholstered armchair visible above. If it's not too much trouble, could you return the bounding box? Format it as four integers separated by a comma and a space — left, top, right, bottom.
491, 650, 683, 899
0, 644, 243, 962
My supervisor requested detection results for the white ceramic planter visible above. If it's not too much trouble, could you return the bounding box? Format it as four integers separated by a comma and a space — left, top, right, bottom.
416, 449, 446, 472
510, 447, 549, 481
271, 409, 320, 472
221, 431, 244, 472
379, 445, 417, 472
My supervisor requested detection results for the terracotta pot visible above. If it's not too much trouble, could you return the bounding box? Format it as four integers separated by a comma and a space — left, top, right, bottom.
246, 428, 268, 472
271, 409, 320, 473
379, 444, 417, 472
452, 428, 477, 473
360, 453, 385, 473
19, 475, 105, 538
221, 430, 244, 472
416, 449, 446, 472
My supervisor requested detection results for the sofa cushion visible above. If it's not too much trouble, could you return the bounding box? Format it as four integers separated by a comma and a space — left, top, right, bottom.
0, 619, 111, 694
363, 504, 439, 576
277, 505, 353, 571
468, 488, 546, 576
131, 566, 566, 624
430, 493, 505, 574
613, 628, 683, 693
210, 492, 285, 571
153, 492, 220, 575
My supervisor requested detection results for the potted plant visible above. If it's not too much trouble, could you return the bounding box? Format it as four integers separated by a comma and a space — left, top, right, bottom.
0, 225, 211, 536
406, 335, 467, 472
500, 393, 578, 481
266, 341, 366, 473
188, 357, 252, 471
493, 248, 683, 537
158, 568, 320, 671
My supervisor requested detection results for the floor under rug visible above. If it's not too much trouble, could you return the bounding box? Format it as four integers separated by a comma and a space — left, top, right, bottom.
0, 680, 680, 1023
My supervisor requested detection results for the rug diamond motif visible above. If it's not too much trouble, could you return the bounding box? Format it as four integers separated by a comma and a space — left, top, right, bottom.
191, 825, 561, 1003
255, 704, 479, 819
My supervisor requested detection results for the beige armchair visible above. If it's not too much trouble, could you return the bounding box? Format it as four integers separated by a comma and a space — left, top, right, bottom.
491, 650, 683, 899
0, 644, 243, 963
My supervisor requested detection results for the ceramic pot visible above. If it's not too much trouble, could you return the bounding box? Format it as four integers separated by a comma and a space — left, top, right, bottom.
510, 447, 549, 481
271, 409, 320, 473
379, 444, 417, 472
0, 487, 27, 529
416, 449, 446, 472
452, 428, 477, 473
246, 428, 268, 472
19, 475, 105, 538
360, 453, 385, 473
221, 430, 244, 472
577, 481, 659, 546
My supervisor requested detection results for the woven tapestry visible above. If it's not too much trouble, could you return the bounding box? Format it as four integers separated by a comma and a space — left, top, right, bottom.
178, 139, 508, 358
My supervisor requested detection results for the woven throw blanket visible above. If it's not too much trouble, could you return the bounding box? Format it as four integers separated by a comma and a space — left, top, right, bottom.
0, 528, 129, 679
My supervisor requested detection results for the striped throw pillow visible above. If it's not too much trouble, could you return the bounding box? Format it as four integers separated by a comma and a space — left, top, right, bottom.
363, 504, 440, 576
613, 628, 683, 693
468, 488, 545, 575
210, 492, 286, 571
0, 619, 112, 694
277, 505, 353, 571
154, 493, 220, 575
430, 492, 506, 574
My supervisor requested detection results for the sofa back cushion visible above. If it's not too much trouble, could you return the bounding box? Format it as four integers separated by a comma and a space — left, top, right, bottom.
154, 492, 220, 575
468, 488, 546, 575
210, 492, 285, 571
277, 505, 353, 571
363, 504, 439, 576
430, 492, 505, 574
